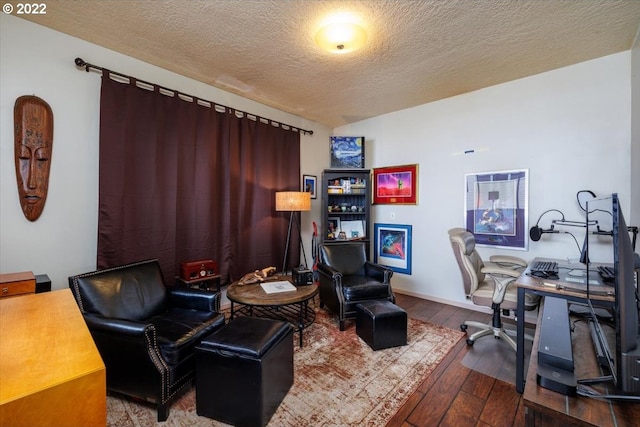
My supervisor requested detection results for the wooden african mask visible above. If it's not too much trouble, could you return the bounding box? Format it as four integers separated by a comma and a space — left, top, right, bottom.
14, 95, 54, 221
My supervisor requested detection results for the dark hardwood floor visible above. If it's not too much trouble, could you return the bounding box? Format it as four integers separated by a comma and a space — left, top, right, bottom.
387, 293, 527, 427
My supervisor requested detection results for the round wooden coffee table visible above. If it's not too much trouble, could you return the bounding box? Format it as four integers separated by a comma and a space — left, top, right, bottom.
226, 276, 318, 347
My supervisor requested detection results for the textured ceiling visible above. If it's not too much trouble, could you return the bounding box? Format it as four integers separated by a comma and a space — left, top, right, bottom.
16, 0, 640, 128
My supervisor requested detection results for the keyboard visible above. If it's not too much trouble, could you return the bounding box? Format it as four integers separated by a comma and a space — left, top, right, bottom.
531, 261, 559, 274
597, 266, 615, 283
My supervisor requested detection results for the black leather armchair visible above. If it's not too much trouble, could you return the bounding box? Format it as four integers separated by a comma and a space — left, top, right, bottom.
68, 259, 225, 422
317, 243, 395, 331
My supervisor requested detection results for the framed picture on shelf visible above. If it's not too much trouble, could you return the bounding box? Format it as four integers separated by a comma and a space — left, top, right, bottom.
464, 169, 528, 250
373, 164, 418, 205
330, 136, 365, 168
341, 220, 365, 239
302, 174, 317, 199
327, 217, 341, 240
374, 223, 412, 275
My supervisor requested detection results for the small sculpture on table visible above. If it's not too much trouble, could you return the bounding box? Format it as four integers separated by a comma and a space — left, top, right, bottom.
237, 266, 276, 286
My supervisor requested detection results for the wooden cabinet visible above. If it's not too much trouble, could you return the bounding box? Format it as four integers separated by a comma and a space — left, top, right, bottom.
322, 169, 372, 258
0, 271, 35, 298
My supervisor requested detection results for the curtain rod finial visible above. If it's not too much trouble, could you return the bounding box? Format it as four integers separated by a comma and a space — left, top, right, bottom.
74, 57, 89, 71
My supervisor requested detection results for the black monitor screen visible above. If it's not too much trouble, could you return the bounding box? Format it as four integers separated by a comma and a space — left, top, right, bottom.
586, 194, 640, 394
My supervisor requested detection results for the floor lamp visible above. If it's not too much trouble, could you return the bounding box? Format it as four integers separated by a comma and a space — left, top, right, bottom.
275, 191, 311, 274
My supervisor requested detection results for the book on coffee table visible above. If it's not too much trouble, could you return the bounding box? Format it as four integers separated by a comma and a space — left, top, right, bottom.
260, 281, 297, 294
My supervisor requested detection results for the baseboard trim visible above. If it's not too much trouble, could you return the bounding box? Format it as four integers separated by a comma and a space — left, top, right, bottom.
393, 288, 539, 326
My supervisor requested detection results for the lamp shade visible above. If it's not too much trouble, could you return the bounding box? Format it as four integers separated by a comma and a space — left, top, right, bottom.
275, 191, 311, 212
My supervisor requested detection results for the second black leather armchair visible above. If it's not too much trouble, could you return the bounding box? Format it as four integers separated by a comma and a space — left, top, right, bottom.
317, 243, 395, 331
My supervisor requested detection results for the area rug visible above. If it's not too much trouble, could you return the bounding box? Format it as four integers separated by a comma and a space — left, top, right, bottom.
107, 309, 464, 426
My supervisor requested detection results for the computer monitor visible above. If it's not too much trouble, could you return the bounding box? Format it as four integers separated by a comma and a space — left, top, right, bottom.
585, 194, 640, 396
579, 234, 589, 265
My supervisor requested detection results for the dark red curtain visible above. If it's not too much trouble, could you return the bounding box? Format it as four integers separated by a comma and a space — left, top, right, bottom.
97, 75, 300, 284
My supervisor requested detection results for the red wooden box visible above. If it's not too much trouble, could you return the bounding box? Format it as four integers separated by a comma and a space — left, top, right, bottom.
180, 260, 217, 281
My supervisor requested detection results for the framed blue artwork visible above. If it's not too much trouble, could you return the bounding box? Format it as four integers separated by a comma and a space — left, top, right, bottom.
374, 223, 412, 275
330, 136, 365, 168
302, 174, 317, 199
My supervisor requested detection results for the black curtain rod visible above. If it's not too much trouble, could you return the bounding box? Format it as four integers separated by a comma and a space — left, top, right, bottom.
74, 57, 313, 136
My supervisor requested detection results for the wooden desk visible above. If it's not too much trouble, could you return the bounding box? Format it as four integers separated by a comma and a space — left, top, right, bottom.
515, 258, 615, 393
0, 289, 106, 427
524, 305, 640, 426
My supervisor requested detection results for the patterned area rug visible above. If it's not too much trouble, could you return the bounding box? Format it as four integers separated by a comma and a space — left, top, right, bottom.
107, 309, 464, 426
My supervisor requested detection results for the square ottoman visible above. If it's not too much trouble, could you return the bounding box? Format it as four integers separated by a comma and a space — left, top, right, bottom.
196, 316, 294, 427
356, 300, 407, 350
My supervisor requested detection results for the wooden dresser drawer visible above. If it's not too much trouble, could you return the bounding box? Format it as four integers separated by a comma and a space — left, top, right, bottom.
0, 272, 36, 298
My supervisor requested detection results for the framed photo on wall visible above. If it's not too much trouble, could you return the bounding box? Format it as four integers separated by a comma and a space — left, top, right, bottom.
302, 174, 317, 199
330, 136, 365, 168
464, 169, 529, 250
374, 223, 412, 275
372, 164, 418, 205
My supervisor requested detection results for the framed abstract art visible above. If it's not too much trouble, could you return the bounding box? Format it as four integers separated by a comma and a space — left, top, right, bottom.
464, 169, 529, 250
372, 164, 418, 205
373, 223, 412, 274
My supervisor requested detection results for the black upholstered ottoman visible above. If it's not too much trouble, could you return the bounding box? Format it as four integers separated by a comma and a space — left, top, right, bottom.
356, 300, 407, 350
195, 316, 294, 427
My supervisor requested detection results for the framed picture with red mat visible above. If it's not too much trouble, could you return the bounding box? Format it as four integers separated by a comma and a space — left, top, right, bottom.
372, 164, 418, 205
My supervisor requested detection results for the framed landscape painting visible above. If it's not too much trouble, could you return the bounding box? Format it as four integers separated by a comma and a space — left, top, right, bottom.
374, 223, 412, 275
330, 136, 365, 168
373, 164, 418, 205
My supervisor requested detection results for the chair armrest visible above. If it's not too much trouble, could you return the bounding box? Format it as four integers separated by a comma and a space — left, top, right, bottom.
83, 313, 151, 336
81, 313, 168, 382
364, 261, 393, 283
168, 287, 220, 312
481, 266, 521, 304
317, 263, 342, 281
489, 255, 527, 268
481, 265, 521, 279
316, 263, 344, 315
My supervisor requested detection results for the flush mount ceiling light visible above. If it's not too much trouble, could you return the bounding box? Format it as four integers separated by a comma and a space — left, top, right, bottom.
314, 19, 367, 54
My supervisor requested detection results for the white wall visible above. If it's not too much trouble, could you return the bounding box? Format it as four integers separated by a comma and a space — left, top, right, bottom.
2, 14, 634, 311
0, 14, 329, 289
335, 52, 633, 308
